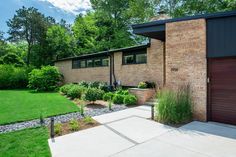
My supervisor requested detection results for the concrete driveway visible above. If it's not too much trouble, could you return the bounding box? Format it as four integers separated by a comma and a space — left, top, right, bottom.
48, 106, 236, 157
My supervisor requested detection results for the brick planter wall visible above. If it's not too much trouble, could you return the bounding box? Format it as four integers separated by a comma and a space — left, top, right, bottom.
129, 88, 156, 105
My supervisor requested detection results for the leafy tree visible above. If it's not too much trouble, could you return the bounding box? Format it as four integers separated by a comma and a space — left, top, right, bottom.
72, 13, 100, 54
46, 25, 75, 60
1, 53, 25, 67
159, 0, 236, 17
7, 7, 55, 66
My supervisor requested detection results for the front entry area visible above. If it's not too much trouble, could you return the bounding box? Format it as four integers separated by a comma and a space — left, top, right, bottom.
208, 58, 236, 125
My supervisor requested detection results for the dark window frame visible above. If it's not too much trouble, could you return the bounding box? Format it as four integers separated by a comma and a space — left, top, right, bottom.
122, 48, 147, 65
72, 56, 109, 69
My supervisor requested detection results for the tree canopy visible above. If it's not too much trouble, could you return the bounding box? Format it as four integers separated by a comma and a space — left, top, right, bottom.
1, 1, 236, 67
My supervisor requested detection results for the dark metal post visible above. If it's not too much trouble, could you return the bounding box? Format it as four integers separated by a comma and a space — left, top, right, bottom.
151, 105, 154, 120
50, 117, 54, 138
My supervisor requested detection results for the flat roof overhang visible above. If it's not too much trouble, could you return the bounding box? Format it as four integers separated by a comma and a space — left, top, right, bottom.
133, 24, 165, 41
132, 10, 236, 41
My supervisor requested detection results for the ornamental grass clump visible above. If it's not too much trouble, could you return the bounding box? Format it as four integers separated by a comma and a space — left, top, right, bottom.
156, 85, 192, 124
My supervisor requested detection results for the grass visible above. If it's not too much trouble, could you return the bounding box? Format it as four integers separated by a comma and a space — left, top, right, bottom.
0, 90, 79, 125
0, 127, 51, 157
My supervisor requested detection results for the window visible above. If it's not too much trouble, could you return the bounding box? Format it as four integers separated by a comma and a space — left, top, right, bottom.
94, 59, 102, 67
80, 60, 86, 68
87, 59, 93, 67
72, 56, 109, 69
102, 58, 109, 66
124, 55, 134, 64
123, 48, 147, 65
136, 53, 147, 64
72, 60, 79, 69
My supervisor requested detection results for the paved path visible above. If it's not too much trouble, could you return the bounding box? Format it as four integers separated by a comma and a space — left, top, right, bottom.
48, 105, 236, 157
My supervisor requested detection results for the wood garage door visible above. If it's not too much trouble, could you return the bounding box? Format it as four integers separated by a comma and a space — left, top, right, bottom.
208, 58, 236, 125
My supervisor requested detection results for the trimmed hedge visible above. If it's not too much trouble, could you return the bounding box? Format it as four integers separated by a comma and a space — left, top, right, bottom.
83, 88, 105, 102
67, 85, 86, 99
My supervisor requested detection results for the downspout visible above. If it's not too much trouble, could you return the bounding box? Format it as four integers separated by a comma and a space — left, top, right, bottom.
112, 52, 117, 88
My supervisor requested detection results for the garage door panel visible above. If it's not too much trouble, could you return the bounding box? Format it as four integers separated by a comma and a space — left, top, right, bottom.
209, 58, 236, 125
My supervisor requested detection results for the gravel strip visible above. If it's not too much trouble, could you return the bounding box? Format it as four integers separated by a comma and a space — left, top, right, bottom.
0, 105, 127, 134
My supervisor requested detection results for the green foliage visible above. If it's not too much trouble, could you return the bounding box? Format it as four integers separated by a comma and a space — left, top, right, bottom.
138, 82, 147, 89
88, 81, 101, 88
46, 25, 75, 60
69, 119, 80, 131
115, 89, 129, 95
60, 84, 76, 95
103, 92, 114, 101
54, 123, 62, 135
67, 85, 86, 99
78, 80, 89, 87
156, 86, 192, 124
124, 95, 137, 105
108, 100, 113, 110
83, 116, 94, 124
112, 94, 125, 104
83, 88, 105, 102
1, 53, 25, 67
7, 6, 55, 66
28, 66, 61, 91
79, 104, 85, 116
0, 64, 28, 89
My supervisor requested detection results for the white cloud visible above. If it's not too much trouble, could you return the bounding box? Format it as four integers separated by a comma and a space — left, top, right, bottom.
39, 0, 91, 15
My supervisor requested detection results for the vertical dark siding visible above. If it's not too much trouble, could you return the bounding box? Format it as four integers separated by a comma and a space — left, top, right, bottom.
207, 16, 236, 58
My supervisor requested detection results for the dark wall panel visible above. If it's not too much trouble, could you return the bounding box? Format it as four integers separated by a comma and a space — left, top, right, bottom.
207, 16, 236, 58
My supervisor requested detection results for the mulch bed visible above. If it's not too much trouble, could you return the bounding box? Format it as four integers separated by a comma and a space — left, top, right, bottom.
50, 118, 100, 137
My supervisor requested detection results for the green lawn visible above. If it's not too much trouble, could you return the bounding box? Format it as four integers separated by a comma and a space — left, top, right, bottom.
0, 127, 51, 157
0, 90, 79, 125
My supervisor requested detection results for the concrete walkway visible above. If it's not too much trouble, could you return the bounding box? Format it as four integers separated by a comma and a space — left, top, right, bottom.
48, 106, 236, 157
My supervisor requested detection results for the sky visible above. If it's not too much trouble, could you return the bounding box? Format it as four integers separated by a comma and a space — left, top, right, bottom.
0, 0, 92, 36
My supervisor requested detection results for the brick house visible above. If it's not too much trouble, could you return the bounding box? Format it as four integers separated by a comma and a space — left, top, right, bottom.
55, 10, 236, 125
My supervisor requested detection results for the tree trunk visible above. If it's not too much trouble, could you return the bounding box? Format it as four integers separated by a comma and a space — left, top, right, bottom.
26, 44, 31, 66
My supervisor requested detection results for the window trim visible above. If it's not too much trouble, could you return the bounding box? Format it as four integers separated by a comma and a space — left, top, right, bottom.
72, 56, 109, 69
122, 48, 147, 65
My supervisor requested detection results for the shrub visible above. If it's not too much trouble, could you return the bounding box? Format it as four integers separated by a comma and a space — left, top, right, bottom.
156, 86, 192, 124
79, 104, 85, 116
103, 92, 114, 101
112, 94, 125, 104
54, 123, 62, 135
108, 100, 113, 110
28, 66, 62, 91
60, 84, 75, 95
98, 82, 109, 92
78, 80, 89, 87
83, 88, 105, 102
124, 95, 137, 105
67, 85, 86, 99
88, 81, 100, 88
115, 89, 129, 95
69, 119, 80, 131
83, 116, 94, 124
2, 53, 25, 67
0, 64, 28, 89
138, 82, 147, 89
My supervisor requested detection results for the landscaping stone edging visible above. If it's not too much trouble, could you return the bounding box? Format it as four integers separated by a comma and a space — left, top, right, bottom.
0, 105, 127, 134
